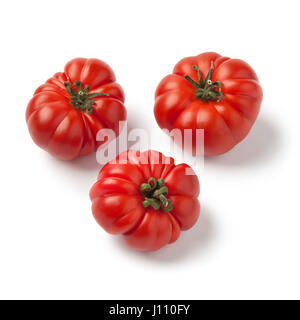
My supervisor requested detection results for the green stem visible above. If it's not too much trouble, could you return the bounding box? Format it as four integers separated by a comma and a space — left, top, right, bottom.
184, 61, 224, 102
64, 79, 109, 114
140, 178, 173, 212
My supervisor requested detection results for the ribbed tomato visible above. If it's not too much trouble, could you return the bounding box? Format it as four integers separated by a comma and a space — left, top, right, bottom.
26, 58, 126, 160
90, 150, 200, 251
154, 52, 263, 156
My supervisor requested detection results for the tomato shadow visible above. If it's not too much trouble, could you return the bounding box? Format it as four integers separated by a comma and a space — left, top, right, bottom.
40, 152, 102, 196
43, 151, 101, 172
111, 204, 215, 263
123, 108, 150, 151
205, 117, 281, 168
67, 152, 101, 171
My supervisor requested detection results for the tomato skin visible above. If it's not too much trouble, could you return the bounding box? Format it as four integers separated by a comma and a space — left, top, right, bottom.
90, 150, 200, 251
154, 52, 263, 156
26, 58, 126, 160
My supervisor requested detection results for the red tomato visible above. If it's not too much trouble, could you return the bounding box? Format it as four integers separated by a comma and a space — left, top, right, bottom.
26, 58, 126, 160
154, 52, 263, 156
90, 150, 200, 251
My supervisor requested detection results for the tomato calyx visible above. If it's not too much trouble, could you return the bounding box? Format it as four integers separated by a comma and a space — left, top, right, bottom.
184, 61, 224, 102
64, 79, 109, 114
140, 178, 173, 212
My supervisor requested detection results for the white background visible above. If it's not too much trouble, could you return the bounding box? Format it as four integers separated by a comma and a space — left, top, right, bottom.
0, 0, 299, 300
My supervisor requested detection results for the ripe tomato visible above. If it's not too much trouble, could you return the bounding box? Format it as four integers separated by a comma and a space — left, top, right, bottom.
90, 150, 200, 251
154, 52, 263, 156
26, 58, 126, 160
